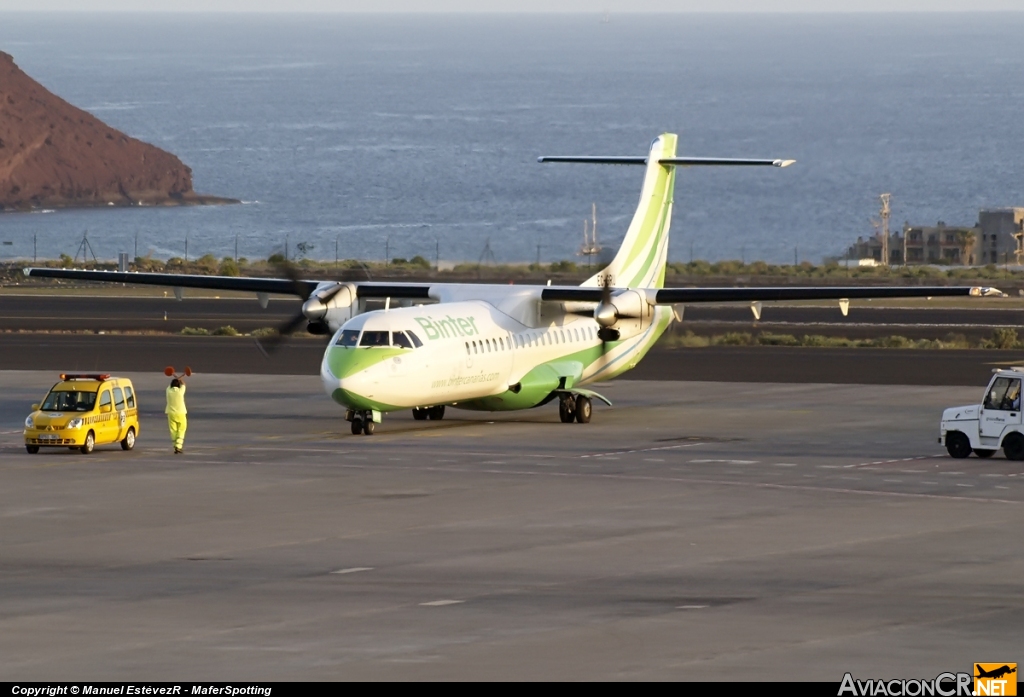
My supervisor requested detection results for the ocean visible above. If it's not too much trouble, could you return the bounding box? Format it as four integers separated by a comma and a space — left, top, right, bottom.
1, 12, 1023, 267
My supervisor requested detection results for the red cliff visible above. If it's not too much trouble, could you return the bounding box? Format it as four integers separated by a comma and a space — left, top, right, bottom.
0, 51, 236, 211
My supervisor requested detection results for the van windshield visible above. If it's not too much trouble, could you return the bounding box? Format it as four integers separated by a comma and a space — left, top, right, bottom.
42, 390, 97, 412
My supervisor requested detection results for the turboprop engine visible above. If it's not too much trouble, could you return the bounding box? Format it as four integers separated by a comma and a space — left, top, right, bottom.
301, 282, 358, 334
593, 289, 651, 341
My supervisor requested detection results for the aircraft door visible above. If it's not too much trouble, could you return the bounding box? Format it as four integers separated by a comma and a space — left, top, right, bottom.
980, 377, 1022, 438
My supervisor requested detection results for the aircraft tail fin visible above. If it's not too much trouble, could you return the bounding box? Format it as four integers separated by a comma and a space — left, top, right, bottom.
539, 134, 794, 290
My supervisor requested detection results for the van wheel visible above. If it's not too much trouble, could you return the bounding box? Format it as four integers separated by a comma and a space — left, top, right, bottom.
351, 419, 362, 435
363, 419, 375, 435
26, 445, 39, 454
1003, 432, 1024, 461
945, 432, 971, 459
80, 431, 95, 455
973, 448, 996, 458
121, 427, 136, 451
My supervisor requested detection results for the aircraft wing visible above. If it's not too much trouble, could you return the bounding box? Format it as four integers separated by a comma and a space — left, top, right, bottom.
22, 268, 1006, 304
541, 285, 1007, 303
22, 268, 433, 299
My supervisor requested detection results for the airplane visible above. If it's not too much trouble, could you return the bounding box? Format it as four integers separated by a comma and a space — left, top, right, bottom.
26, 133, 1005, 435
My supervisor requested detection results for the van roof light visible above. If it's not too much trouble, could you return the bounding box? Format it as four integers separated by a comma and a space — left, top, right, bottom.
59, 373, 110, 381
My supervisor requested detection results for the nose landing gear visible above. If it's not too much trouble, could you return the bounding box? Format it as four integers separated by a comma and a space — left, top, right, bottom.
347, 410, 379, 436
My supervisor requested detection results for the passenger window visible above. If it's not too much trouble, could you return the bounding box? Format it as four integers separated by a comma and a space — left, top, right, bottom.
359, 330, 391, 347
336, 329, 360, 347
465, 342, 470, 355
113, 387, 125, 411
407, 330, 424, 348
392, 331, 414, 349
574, 328, 580, 341
99, 390, 112, 412
499, 338, 505, 351
125, 386, 136, 409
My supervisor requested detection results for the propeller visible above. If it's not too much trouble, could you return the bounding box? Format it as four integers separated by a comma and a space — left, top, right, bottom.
254, 260, 350, 356
594, 274, 622, 343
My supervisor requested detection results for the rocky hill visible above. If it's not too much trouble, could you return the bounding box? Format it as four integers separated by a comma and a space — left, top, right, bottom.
0, 51, 237, 211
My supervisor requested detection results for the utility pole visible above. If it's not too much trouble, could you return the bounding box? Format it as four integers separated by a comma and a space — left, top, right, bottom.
385, 236, 390, 266
33, 233, 37, 263
536, 242, 542, 267
879, 193, 891, 271
689, 240, 694, 264
335, 236, 339, 268
134, 232, 138, 260
234, 234, 239, 262
184, 232, 189, 263
435, 238, 440, 271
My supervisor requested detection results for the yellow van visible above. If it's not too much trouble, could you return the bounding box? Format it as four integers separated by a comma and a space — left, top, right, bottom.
24, 374, 140, 454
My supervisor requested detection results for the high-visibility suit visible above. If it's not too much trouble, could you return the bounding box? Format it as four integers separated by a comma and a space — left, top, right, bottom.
165, 383, 187, 452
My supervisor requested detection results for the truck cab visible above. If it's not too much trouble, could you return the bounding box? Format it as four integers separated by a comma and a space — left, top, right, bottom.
941, 368, 1024, 459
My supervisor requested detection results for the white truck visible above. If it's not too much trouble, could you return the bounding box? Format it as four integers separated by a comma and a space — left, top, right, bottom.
941, 368, 1024, 459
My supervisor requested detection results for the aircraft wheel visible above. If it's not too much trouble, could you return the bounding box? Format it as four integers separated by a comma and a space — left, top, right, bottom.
363, 419, 375, 436
559, 397, 576, 423
121, 427, 136, 451
574, 396, 592, 423
973, 448, 996, 458
26, 445, 39, 454
429, 406, 445, 420
413, 408, 428, 421
80, 431, 95, 455
1003, 432, 1024, 461
351, 419, 363, 435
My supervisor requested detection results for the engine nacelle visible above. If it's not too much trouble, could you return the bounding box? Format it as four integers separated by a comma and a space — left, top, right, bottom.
594, 289, 650, 328
302, 282, 358, 332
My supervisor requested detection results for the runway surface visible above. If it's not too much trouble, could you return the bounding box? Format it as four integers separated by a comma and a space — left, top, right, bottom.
2, 372, 1021, 680
2, 332, 1023, 385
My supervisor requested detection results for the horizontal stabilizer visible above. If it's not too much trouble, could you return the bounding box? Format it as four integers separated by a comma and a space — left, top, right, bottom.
538, 156, 795, 167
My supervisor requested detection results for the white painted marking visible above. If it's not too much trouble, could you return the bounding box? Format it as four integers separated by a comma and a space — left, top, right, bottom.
981, 474, 1004, 477
773, 463, 798, 467
420, 599, 464, 607
689, 459, 758, 465
996, 486, 1010, 489
922, 481, 939, 485
939, 472, 964, 476
644, 458, 666, 462
817, 465, 841, 469
676, 605, 708, 610
883, 479, 903, 483
331, 567, 373, 575
956, 484, 975, 488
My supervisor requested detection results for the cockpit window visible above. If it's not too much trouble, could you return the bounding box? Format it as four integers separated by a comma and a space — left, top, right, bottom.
359, 330, 392, 347
42, 390, 97, 412
407, 330, 423, 348
336, 329, 360, 347
392, 331, 414, 349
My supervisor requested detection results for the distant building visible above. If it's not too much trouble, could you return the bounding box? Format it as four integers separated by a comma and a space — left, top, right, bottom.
844, 208, 1024, 266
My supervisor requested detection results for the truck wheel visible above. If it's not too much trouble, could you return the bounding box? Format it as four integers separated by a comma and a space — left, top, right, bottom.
973, 449, 996, 458
1003, 433, 1024, 461
945, 432, 971, 459
120, 427, 136, 451
80, 431, 95, 455
26, 445, 39, 454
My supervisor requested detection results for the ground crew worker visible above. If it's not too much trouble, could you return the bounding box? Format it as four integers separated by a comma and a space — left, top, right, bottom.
166, 377, 187, 454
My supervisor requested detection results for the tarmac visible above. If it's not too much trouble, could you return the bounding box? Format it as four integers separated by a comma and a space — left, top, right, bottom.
3, 370, 1023, 680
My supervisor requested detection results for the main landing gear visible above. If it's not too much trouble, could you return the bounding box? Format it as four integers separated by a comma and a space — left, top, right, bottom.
412, 406, 445, 421
558, 394, 591, 424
